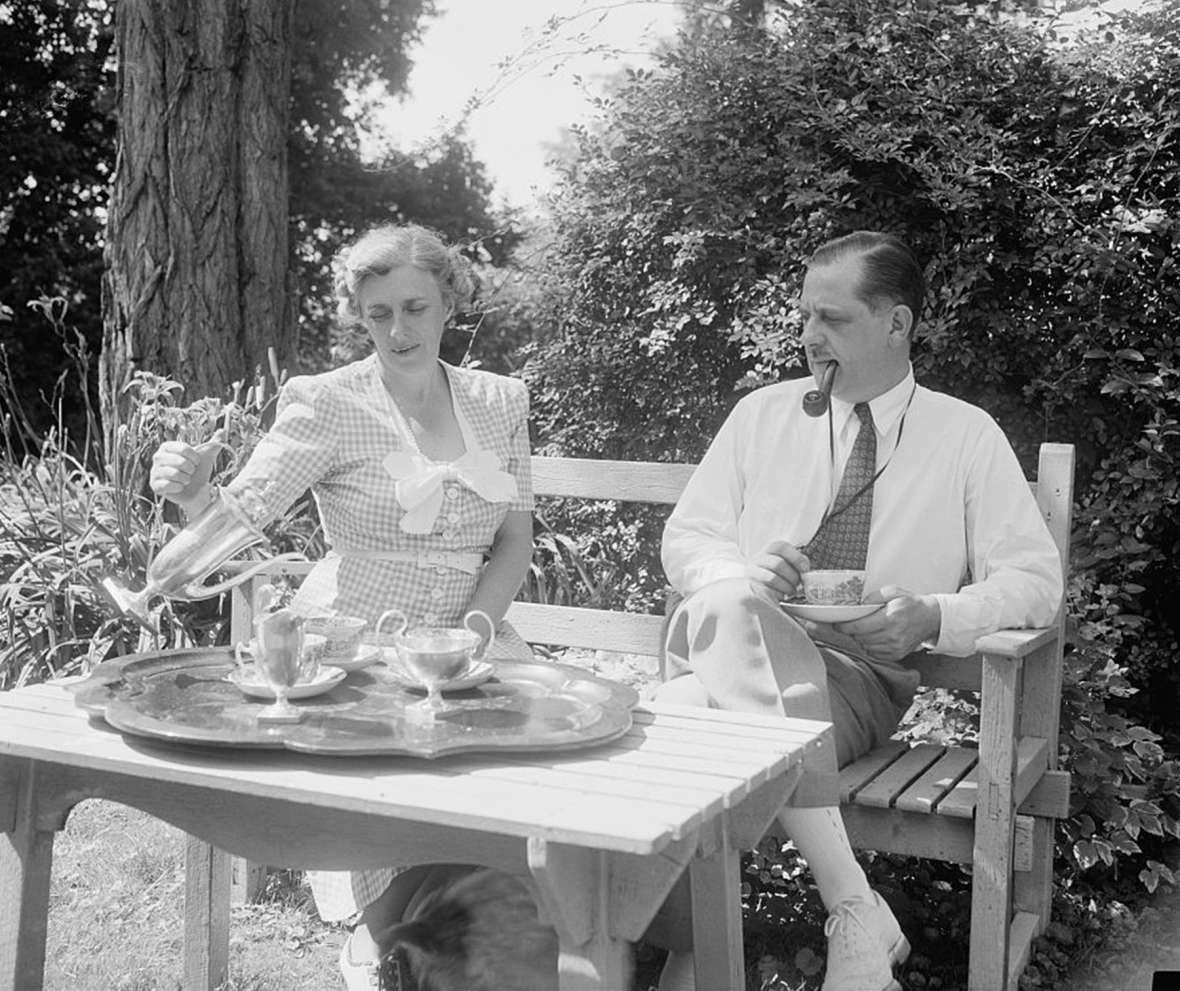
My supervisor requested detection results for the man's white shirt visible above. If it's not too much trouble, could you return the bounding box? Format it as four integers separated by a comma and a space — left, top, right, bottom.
662, 367, 1063, 656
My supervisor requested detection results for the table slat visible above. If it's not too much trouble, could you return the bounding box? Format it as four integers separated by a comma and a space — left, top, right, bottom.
0, 685, 819, 854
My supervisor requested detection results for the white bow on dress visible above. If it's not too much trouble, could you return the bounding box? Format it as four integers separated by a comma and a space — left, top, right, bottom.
383, 449, 518, 534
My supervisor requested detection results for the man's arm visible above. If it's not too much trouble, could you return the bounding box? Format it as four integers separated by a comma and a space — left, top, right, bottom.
837, 426, 1062, 659
930, 430, 1064, 654
662, 403, 811, 601
661, 407, 750, 596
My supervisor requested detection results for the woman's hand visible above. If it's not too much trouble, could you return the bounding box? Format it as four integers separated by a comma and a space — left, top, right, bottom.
464, 510, 534, 648
149, 433, 224, 518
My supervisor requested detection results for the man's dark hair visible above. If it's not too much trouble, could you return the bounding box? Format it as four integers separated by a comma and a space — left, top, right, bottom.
808, 231, 925, 323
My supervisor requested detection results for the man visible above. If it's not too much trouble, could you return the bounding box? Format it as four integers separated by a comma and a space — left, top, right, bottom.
653, 231, 1062, 991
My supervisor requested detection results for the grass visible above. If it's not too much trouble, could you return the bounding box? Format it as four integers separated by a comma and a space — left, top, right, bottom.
44, 800, 343, 991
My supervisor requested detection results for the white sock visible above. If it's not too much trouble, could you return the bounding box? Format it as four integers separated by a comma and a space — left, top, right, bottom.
776, 805, 872, 910
345, 924, 379, 964
657, 950, 696, 991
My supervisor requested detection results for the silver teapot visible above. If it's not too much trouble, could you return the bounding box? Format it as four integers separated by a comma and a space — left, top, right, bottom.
103, 483, 302, 630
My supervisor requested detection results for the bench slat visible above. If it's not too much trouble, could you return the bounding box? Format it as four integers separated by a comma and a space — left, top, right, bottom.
506, 601, 665, 656
838, 740, 908, 802
907, 653, 983, 692
842, 805, 975, 863
895, 747, 979, 814
937, 764, 981, 818
532, 456, 695, 504
852, 743, 947, 810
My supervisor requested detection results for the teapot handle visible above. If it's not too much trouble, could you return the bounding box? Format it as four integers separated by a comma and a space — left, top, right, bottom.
175, 552, 307, 601
464, 609, 496, 660
233, 641, 254, 670
376, 608, 409, 643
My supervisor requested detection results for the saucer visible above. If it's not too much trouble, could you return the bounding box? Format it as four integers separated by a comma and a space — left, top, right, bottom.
324, 642, 383, 672
781, 602, 884, 623
382, 655, 495, 693
227, 665, 347, 700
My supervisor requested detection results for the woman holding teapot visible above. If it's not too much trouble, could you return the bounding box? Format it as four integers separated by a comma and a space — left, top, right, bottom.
149, 224, 534, 990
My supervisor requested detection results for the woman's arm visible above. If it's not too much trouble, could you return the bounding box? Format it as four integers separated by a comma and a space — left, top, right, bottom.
149, 375, 336, 525
465, 509, 534, 640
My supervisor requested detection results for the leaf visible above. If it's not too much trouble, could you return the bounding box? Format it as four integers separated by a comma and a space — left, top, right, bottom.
795, 947, 824, 977
1073, 839, 1101, 870
1111, 834, 1141, 855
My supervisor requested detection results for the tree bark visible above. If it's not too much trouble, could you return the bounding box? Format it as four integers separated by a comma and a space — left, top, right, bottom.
101, 0, 295, 434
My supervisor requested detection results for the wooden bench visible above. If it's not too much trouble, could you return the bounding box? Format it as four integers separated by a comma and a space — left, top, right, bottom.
195, 442, 1073, 991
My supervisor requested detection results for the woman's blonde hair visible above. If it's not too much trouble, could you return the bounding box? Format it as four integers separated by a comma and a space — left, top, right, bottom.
333, 224, 476, 325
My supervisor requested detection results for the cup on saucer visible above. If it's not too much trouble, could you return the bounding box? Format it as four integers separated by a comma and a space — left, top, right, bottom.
800, 569, 865, 605
236, 632, 327, 685
305, 615, 367, 664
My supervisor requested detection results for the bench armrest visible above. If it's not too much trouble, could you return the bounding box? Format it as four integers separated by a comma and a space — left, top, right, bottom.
910, 625, 1060, 690
972, 626, 1057, 659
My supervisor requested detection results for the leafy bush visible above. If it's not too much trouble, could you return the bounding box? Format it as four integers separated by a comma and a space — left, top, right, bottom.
525, 0, 1180, 699
518, 501, 669, 613
1059, 572, 1180, 892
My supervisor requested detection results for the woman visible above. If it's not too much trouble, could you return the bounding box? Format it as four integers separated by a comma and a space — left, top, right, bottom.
149, 224, 535, 991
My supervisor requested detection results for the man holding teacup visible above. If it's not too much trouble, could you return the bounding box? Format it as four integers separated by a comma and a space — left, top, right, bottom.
652, 231, 1063, 991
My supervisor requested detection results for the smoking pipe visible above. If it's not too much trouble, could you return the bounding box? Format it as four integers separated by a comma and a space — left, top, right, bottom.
802, 362, 838, 417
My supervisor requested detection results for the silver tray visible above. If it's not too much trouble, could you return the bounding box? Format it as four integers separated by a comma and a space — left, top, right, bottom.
71, 648, 638, 758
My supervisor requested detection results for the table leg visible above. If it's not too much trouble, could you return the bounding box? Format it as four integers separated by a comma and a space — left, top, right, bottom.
182, 838, 232, 991
688, 840, 743, 991
527, 840, 631, 989
0, 759, 66, 991
686, 766, 807, 991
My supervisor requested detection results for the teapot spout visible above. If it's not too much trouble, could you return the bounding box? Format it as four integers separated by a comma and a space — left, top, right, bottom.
101, 576, 159, 632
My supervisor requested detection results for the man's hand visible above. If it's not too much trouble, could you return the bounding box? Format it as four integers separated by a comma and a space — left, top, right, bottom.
833, 584, 941, 661
745, 539, 810, 600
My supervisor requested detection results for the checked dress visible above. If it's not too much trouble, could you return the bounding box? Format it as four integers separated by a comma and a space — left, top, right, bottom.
227, 354, 535, 920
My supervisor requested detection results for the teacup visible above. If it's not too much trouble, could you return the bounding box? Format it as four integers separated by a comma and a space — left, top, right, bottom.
235, 632, 326, 684
800, 569, 865, 605
375, 609, 494, 719
304, 615, 367, 662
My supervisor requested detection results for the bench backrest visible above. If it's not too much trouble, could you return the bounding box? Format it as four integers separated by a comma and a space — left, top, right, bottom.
506, 443, 1075, 693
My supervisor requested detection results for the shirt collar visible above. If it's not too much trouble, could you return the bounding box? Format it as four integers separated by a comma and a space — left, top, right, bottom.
829, 364, 916, 438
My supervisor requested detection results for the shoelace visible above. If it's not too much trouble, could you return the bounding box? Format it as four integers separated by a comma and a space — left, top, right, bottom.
824, 897, 873, 939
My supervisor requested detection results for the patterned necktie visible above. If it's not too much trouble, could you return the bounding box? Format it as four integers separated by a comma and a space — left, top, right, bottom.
804, 403, 877, 570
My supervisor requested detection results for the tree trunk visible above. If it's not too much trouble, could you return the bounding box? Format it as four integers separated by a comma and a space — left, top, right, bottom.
101, 0, 295, 435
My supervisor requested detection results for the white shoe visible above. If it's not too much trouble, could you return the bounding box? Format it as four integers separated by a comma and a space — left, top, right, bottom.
339, 932, 381, 991
820, 891, 910, 991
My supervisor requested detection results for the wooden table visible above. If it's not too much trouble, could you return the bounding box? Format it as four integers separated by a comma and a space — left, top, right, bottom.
0, 676, 833, 991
